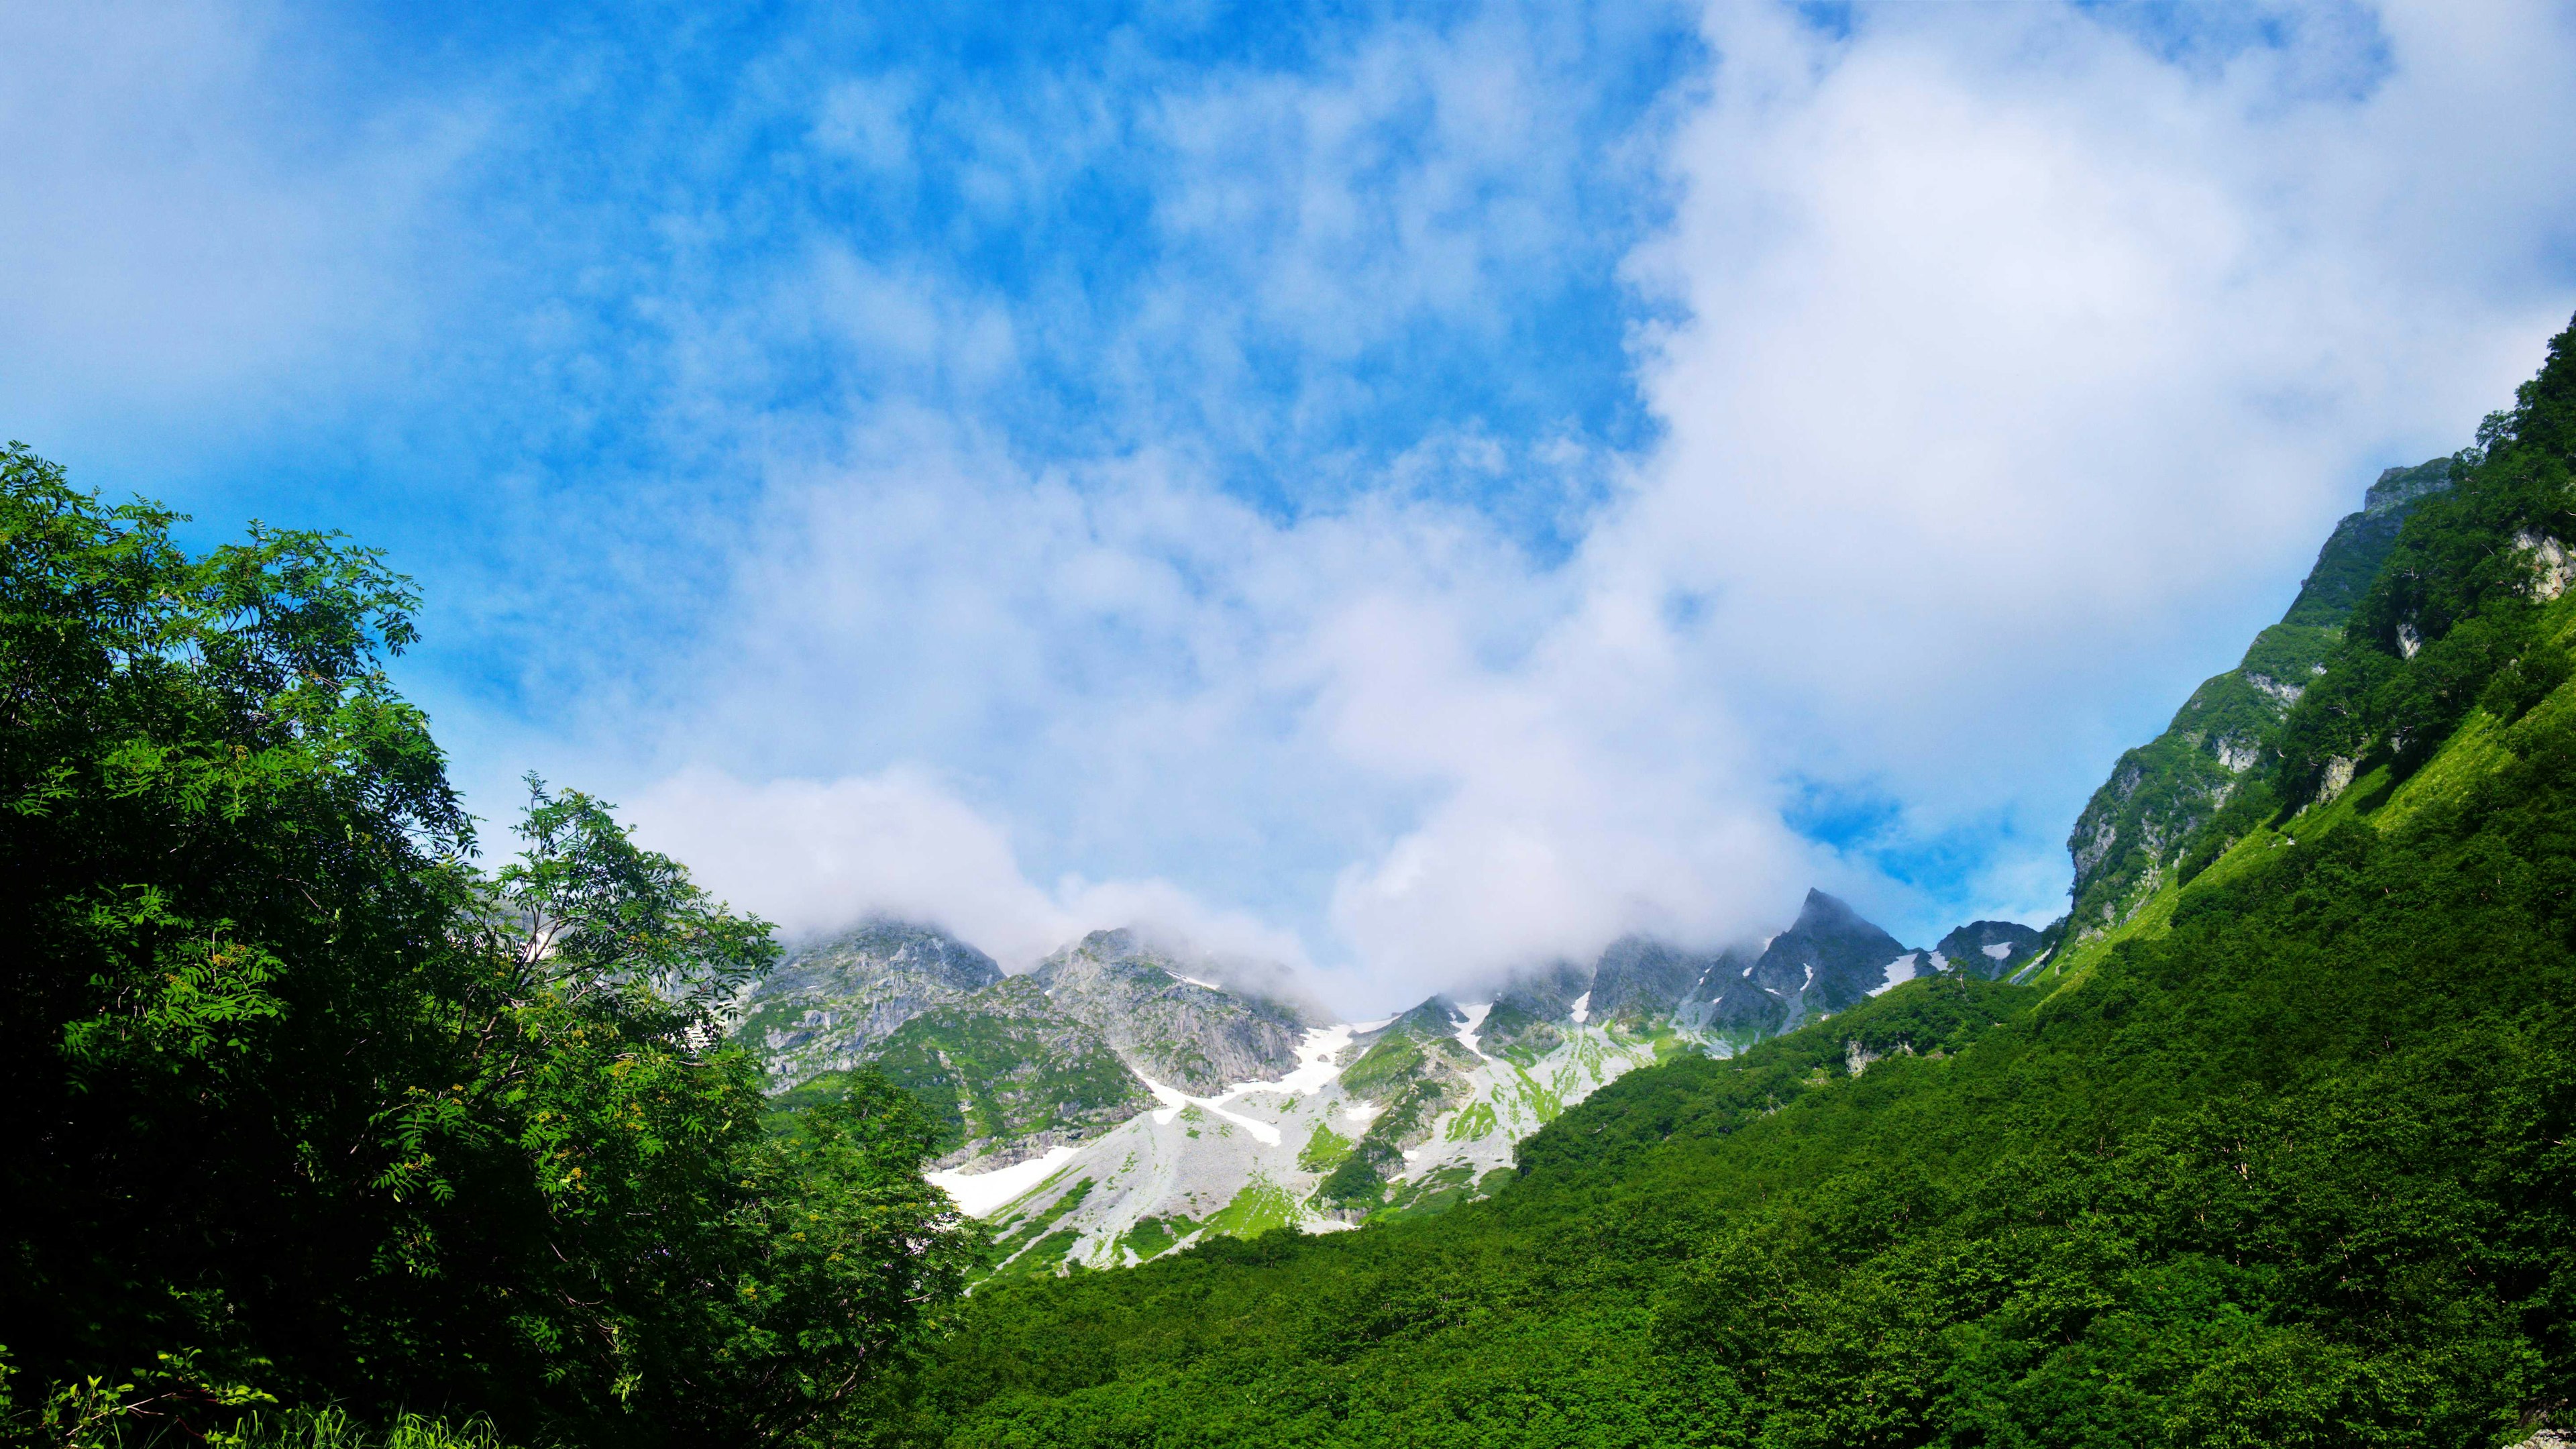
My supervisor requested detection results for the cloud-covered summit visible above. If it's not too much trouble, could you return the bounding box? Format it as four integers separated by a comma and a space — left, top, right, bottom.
8, 0, 2575, 1014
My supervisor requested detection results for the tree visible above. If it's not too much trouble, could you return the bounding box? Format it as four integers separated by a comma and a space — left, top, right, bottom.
0, 444, 977, 1447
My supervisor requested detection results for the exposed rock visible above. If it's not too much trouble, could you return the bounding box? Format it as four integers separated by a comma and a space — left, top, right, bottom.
870, 975, 1157, 1169
1034, 929, 1307, 1093
1844, 1037, 1912, 1075
1933, 920, 2044, 979
1587, 935, 1709, 1024
1489, 959, 1591, 1021
2244, 672, 2304, 708
1315, 999, 1485, 1208
2061, 456, 2453, 936
2514, 528, 2573, 600
2363, 457, 2454, 517
1737, 890, 1914, 1024
733, 919, 1003, 1090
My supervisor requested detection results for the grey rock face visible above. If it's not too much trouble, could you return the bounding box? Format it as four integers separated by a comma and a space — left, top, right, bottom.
1934, 920, 2044, 979
2060, 456, 2455, 938
2365, 456, 2455, 517
1313, 997, 1486, 1210
1588, 936, 1711, 1025
1481, 963, 1589, 1061
733, 919, 1004, 1090
871, 975, 1156, 1169
1033, 929, 1307, 1093
1490, 959, 1592, 1021
1695, 943, 1794, 1040
1744, 890, 1913, 1022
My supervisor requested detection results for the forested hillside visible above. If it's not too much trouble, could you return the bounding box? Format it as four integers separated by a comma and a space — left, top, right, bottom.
10, 305, 2576, 1449
0, 450, 977, 1448
857, 318, 2576, 1446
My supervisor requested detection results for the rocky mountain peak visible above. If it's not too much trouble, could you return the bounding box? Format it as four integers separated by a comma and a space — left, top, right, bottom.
1588, 935, 1705, 1025
1934, 920, 2044, 979
731, 918, 1004, 1089
2364, 455, 2455, 518
1031, 926, 1307, 1093
1790, 888, 1868, 932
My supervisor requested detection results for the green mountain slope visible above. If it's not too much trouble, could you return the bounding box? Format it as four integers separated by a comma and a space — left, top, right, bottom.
824, 976, 1155, 1167
732, 919, 1004, 1089
2065, 456, 2455, 941
1030, 928, 1310, 1092
867, 317, 2576, 1448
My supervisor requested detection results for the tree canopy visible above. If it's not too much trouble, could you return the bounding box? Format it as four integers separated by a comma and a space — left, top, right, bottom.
0, 443, 977, 1448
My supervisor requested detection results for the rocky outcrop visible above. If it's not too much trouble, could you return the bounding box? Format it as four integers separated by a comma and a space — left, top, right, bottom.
1034, 929, 1308, 1093
871, 975, 1156, 1169
1934, 920, 2043, 979
1741, 890, 1914, 1023
1315, 1000, 1484, 1209
733, 919, 1004, 1089
1587, 935, 1709, 1025
2514, 528, 2572, 600
2062, 458, 2455, 938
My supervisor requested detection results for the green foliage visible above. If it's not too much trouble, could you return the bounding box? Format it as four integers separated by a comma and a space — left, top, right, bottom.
2063, 457, 2458, 938
19, 1401, 513, 1449
0, 447, 973, 1448
866, 980, 1152, 1157
1335, 1033, 1429, 1101
983, 1180, 1095, 1281
1474, 1002, 1562, 1065
863, 317, 2576, 1447
2275, 322, 2576, 803
1296, 1123, 1355, 1173
1201, 1176, 1301, 1240
1114, 1216, 1197, 1266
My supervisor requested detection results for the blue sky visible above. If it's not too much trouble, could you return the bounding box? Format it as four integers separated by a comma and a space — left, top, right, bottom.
8, 0, 2576, 1010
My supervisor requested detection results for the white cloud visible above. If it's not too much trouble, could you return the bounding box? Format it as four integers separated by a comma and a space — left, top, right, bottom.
1605, 0, 2576, 817
625, 765, 1312, 975
0, 1, 474, 447
19, 0, 2576, 1015
606, 0, 2576, 1012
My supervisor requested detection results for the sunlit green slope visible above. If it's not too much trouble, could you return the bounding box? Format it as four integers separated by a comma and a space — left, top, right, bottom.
869, 317, 2576, 1449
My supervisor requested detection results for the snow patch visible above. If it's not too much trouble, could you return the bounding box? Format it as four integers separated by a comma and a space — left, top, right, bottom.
1454, 1002, 1492, 1058
1981, 942, 2014, 961
1568, 991, 1591, 1024
1343, 1099, 1383, 1122
930, 1146, 1076, 1218
1140, 1075, 1282, 1145
1173, 973, 1224, 991
1867, 953, 1919, 998
1242, 1024, 1354, 1097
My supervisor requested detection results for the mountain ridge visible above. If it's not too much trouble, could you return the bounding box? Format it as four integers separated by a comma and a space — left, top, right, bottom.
888, 313, 2576, 1445
739, 887, 2023, 1273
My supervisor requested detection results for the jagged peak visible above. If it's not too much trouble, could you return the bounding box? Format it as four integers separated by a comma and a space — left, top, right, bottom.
1377, 996, 1466, 1036
771, 917, 1003, 990
2363, 455, 2455, 518
1792, 888, 1870, 932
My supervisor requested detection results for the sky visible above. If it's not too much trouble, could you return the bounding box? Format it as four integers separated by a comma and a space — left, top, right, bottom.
7, 0, 2576, 1013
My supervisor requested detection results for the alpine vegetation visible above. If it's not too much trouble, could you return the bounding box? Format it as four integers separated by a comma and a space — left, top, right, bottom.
14, 317, 2576, 1445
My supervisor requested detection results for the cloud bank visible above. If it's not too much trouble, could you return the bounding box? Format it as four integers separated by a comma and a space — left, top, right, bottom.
10, 1, 2576, 1014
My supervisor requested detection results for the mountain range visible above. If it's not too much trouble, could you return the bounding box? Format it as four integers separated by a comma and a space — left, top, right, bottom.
885, 318, 2576, 1444
735, 447, 2463, 1279
738, 892, 2050, 1276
